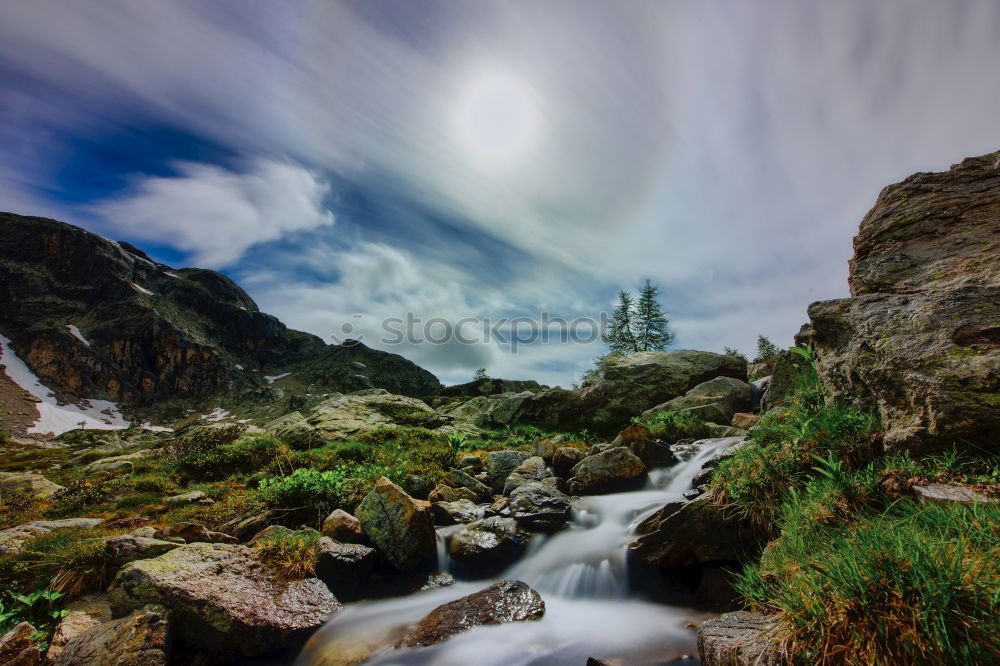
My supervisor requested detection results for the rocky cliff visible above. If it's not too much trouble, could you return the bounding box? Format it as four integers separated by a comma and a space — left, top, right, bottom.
805, 151, 1000, 453
0, 213, 440, 419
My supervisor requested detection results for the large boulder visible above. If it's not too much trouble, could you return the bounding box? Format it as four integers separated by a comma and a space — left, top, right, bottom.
447, 516, 530, 577
502, 456, 553, 495
444, 388, 585, 431
647, 376, 753, 425
108, 543, 340, 657
805, 150, 1000, 453
398, 580, 545, 648
485, 450, 533, 493
314, 538, 377, 602
52, 605, 171, 666
46, 594, 111, 662
697, 611, 788, 666
569, 447, 647, 495
509, 478, 573, 532
354, 477, 437, 573
579, 350, 747, 426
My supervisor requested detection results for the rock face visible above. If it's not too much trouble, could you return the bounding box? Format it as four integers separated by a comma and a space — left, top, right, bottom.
108, 543, 340, 656
397, 580, 545, 648
697, 611, 787, 666
354, 477, 437, 573
447, 517, 530, 577
52, 604, 171, 666
804, 151, 1000, 453
579, 350, 747, 426
569, 447, 647, 495
647, 376, 753, 426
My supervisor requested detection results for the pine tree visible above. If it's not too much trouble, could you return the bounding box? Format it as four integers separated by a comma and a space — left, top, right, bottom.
635, 279, 673, 351
724, 346, 748, 363
605, 289, 638, 354
754, 335, 782, 363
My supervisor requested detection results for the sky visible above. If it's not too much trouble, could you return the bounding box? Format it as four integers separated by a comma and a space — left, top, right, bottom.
1, 0, 999, 387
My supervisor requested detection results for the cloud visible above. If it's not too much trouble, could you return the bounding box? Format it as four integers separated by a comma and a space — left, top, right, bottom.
97, 158, 333, 267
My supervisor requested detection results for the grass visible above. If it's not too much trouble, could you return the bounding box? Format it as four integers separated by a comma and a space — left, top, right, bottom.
253, 529, 321, 580
637, 409, 711, 441
0, 527, 122, 599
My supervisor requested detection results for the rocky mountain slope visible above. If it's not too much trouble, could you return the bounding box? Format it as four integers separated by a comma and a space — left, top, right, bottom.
0, 213, 440, 434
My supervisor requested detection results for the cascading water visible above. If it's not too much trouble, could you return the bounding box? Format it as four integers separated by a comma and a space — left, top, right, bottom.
297, 438, 742, 666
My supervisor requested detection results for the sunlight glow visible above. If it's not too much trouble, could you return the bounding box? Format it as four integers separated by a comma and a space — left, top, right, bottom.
454, 69, 541, 166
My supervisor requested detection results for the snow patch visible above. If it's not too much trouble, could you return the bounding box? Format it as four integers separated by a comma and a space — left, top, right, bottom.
140, 422, 173, 432
66, 325, 90, 347
265, 372, 291, 384
0, 333, 128, 436
200, 408, 231, 422
131, 283, 154, 296
235, 364, 244, 370
163, 271, 182, 279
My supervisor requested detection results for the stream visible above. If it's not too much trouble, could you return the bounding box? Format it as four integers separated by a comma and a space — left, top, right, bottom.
296, 438, 740, 666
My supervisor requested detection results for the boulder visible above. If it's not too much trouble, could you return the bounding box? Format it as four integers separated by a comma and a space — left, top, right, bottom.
759, 350, 815, 413
355, 477, 437, 573
162, 490, 210, 505
509, 478, 573, 532
430, 499, 481, 525
109, 543, 340, 656
569, 447, 647, 495
397, 580, 544, 648
52, 605, 171, 666
647, 376, 753, 427
152, 522, 237, 544
443, 388, 584, 431
805, 150, 1000, 453
321, 509, 366, 543
485, 450, 533, 493
913, 483, 997, 505
531, 437, 558, 462
314, 537, 377, 601
0, 472, 62, 500
611, 424, 679, 469
697, 611, 787, 666
731, 413, 759, 430
0, 622, 39, 666
427, 484, 478, 504
502, 456, 553, 495
46, 594, 111, 662
552, 446, 587, 477
579, 350, 747, 426
103, 535, 180, 566
447, 517, 530, 577
447, 467, 491, 501
0, 518, 103, 556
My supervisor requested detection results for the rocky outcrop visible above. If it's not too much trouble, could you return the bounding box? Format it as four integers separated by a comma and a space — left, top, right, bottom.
579, 350, 746, 426
108, 543, 339, 657
447, 517, 530, 577
354, 477, 437, 573
759, 350, 814, 413
398, 580, 545, 648
805, 151, 1000, 453
646, 376, 753, 426
291, 340, 440, 398
697, 611, 788, 666
569, 447, 647, 495
52, 604, 171, 666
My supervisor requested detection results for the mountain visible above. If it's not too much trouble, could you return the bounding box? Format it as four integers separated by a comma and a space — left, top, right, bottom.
0, 213, 440, 432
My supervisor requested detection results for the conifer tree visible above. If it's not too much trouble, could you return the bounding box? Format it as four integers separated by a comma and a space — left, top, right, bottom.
606, 289, 638, 354
635, 279, 673, 351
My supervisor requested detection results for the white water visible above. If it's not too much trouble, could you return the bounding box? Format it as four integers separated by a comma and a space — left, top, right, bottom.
298, 438, 741, 666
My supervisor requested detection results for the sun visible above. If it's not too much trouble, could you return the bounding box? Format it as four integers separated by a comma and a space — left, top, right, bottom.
453, 69, 541, 166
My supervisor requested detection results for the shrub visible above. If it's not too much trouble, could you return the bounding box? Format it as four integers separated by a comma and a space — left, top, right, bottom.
254, 529, 321, 580
0, 587, 68, 644
177, 435, 285, 481
164, 424, 246, 460
258, 462, 402, 521
639, 409, 710, 441
739, 498, 1000, 664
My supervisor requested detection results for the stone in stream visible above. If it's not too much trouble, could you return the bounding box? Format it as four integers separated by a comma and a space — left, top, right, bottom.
509, 478, 573, 532
502, 455, 553, 495
430, 498, 481, 525
397, 580, 545, 648
697, 611, 788, 665
611, 423, 679, 469
568, 447, 647, 495
108, 542, 340, 657
355, 476, 437, 573
447, 516, 531, 577
52, 604, 172, 666
314, 538, 377, 602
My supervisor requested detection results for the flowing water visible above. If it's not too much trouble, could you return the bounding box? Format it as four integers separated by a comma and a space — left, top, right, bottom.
297, 438, 741, 666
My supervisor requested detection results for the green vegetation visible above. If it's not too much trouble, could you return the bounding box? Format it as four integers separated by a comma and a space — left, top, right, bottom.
724, 346, 748, 363
753, 334, 783, 363
0, 587, 68, 644
605, 279, 674, 354
636, 409, 711, 441
0, 527, 120, 600
254, 529, 321, 580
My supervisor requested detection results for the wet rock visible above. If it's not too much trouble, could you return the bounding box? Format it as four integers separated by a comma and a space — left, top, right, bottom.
427, 484, 478, 504
646, 376, 753, 427
162, 490, 210, 505
322, 509, 366, 543
103, 535, 180, 566
398, 580, 544, 648
509, 478, 573, 532
447, 517, 530, 577
46, 594, 111, 662
611, 425, 679, 469
447, 467, 491, 501
0, 518, 103, 556
315, 537, 377, 601
109, 543, 340, 656
0, 472, 63, 500
484, 496, 511, 517
153, 522, 237, 544
485, 450, 533, 493
52, 604, 171, 666
697, 611, 787, 665
431, 499, 481, 525
503, 456, 553, 495
913, 483, 997, 505
355, 477, 437, 573
0, 622, 40, 665
569, 447, 647, 495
